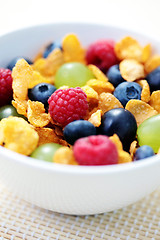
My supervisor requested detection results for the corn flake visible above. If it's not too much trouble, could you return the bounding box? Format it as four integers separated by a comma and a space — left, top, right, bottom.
87, 79, 114, 95
12, 99, 28, 116
27, 100, 50, 127
129, 140, 138, 159
125, 100, 158, 126
62, 34, 86, 64
141, 44, 151, 63
88, 64, 109, 82
115, 36, 149, 62
29, 71, 52, 88
149, 90, 160, 113
0, 117, 39, 155
136, 80, 150, 103
109, 134, 123, 151
98, 92, 123, 115
12, 59, 32, 116
88, 109, 102, 127
145, 55, 160, 73
35, 127, 61, 146
33, 49, 64, 77
118, 150, 132, 164
120, 59, 145, 81
81, 85, 99, 104
53, 147, 78, 165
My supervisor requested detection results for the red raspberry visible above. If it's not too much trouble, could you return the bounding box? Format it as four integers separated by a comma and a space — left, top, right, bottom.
0, 68, 13, 107
86, 40, 118, 73
73, 135, 118, 165
48, 87, 88, 126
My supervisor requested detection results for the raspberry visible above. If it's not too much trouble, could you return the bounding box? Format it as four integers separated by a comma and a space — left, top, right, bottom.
73, 135, 118, 165
48, 87, 88, 126
0, 68, 13, 107
86, 40, 118, 73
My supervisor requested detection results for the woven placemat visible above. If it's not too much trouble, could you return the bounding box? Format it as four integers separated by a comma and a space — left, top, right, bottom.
0, 183, 160, 240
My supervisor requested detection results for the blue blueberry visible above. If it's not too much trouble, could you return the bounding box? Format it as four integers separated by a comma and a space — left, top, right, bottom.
43, 41, 62, 58
146, 66, 160, 92
28, 83, 56, 109
114, 82, 142, 107
7, 57, 33, 70
107, 64, 125, 87
134, 145, 154, 161
99, 108, 137, 151
63, 120, 97, 145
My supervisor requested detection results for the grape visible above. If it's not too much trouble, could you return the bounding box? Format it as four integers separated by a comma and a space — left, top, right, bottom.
30, 143, 62, 162
137, 114, 160, 153
0, 105, 27, 120
54, 62, 94, 88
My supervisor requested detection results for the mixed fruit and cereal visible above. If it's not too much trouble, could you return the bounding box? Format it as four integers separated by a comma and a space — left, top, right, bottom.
0, 33, 160, 166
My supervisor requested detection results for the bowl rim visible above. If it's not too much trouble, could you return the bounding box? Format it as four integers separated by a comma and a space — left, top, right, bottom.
1, 144, 160, 175
0, 22, 160, 175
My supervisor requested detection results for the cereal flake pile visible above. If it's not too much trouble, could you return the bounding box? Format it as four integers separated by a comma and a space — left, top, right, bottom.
0, 33, 160, 165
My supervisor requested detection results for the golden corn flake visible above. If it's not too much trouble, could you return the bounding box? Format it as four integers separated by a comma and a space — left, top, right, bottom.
88, 109, 102, 127
29, 71, 52, 88
118, 150, 132, 164
27, 100, 50, 127
12, 99, 28, 116
53, 147, 78, 165
81, 85, 99, 103
149, 90, 160, 113
129, 140, 138, 159
98, 92, 123, 115
136, 80, 150, 103
125, 99, 158, 126
141, 44, 151, 63
145, 55, 160, 74
109, 134, 123, 151
12, 59, 34, 116
45, 48, 64, 76
32, 58, 46, 75
12, 59, 32, 101
120, 59, 145, 82
0, 117, 39, 155
62, 33, 86, 64
115, 36, 150, 63
35, 127, 61, 146
87, 79, 114, 95
88, 64, 109, 82
33, 49, 64, 77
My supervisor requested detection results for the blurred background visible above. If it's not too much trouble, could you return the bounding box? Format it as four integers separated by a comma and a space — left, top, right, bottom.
0, 0, 160, 38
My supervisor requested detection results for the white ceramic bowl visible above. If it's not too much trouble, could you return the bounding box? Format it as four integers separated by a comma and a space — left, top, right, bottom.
0, 23, 160, 215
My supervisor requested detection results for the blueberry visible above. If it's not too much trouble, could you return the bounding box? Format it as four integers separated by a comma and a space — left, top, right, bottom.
63, 120, 97, 145
43, 41, 62, 58
114, 82, 142, 107
99, 108, 137, 151
107, 64, 125, 87
28, 83, 56, 109
134, 145, 154, 161
7, 57, 33, 70
146, 66, 160, 92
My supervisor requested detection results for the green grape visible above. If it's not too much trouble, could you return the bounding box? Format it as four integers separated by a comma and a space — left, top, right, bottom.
0, 105, 27, 120
54, 62, 94, 88
137, 114, 160, 153
30, 143, 62, 162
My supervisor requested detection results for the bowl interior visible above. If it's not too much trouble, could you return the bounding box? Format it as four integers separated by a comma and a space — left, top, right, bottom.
0, 22, 160, 174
